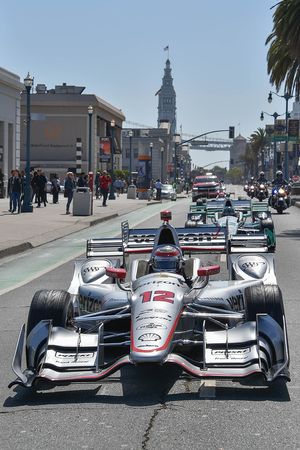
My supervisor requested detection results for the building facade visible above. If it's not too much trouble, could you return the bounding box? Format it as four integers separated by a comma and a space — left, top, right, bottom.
20, 83, 125, 178
0, 67, 23, 193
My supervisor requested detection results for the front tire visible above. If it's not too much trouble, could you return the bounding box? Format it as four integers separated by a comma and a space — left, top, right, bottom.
27, 289, 73, 337
244, 284, 284, 328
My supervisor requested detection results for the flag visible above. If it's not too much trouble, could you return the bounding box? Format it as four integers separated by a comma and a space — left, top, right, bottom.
164, 46, 169, 51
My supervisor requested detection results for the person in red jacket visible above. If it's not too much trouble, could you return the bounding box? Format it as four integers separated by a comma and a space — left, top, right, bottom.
99, 171, 112, 206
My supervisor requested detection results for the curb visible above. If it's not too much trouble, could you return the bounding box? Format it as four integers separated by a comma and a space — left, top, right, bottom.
0, 242, 33, 259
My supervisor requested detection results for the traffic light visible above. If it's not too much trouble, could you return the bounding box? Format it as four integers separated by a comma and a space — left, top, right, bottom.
229, 126, 235, 139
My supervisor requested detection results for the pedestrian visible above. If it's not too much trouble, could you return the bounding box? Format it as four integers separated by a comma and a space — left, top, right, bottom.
114, 177, 123, 196
10, 169, 22, 213
51, 174, 60, 204
7, 169, 14, 212
77, 172, 87, 187
99, 170, 111, 206
35, 169, 47, 207
64, 171, 76, 214
155, 179, 163, 200
95, 171, 101, 199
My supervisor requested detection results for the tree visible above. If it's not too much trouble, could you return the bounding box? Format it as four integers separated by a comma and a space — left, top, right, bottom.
226, 167, 243, 184
249, 128, 267, 174
266, 0, 300, 97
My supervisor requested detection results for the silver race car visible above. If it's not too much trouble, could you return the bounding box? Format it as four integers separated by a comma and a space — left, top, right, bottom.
9, 211, 289, 389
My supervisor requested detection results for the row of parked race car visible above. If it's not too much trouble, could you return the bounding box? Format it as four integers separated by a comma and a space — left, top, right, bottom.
9, 191, 290, 392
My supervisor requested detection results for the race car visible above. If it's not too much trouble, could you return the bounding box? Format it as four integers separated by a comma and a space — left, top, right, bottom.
185, 198, 275, 250
9, 211, 289, 390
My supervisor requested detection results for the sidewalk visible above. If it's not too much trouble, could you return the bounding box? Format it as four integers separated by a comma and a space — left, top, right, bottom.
0, 193, 161, 258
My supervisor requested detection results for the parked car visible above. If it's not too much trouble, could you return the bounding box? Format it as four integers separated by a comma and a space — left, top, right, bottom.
153, 184, 177, 201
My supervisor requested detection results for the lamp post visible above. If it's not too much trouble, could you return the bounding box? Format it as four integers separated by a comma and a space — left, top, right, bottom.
268, 91, 293, 180
128, 130, 133, 184
150, 142, 153, 184
260, 110, 285, 178
87, 105, 93, 173
109, 119, 116, 200
21, 73, 33, 213
173, 133, 181, 182
161, 147, 164, 181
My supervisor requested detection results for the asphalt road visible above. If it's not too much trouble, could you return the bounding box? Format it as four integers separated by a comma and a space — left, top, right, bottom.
1, 197, 299, 449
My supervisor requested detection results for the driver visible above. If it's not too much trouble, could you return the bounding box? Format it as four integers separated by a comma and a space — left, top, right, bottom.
221, 199, 236, 217
151, 245, 182, 273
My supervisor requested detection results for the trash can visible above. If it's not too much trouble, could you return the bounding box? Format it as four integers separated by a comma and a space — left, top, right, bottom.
127, 184, 137, 199
72, 187, 92, 216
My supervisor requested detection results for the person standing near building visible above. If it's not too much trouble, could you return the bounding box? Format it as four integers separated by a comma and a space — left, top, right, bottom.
7, 169, 14, 212
51, 174, 60, 204
99, 170, 111, 206
36, 169, 47, 207
11, 169, 22, 213
64, 171, 76, 214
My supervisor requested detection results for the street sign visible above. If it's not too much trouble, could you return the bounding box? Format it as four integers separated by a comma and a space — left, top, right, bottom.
190, 140, 209, 146
288, 119, 299, 137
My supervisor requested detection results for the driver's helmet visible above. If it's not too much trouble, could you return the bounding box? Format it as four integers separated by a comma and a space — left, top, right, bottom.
151, 245, 182, 273
222, 206, 236, 217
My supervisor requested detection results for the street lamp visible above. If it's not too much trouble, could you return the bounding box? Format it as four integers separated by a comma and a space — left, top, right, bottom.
260, 110, 285, 177
268, 91, 293, 179
160, 147, 164, 181
21, 72, 33, 213
173, 133, 181, 182
128, 130, 133, 184
150, 142, 153, 184
88, 105, 93, 173
108, 119, 116, 200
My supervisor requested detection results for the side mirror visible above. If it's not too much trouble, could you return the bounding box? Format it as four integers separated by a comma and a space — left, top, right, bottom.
197, 265, 220, 277
106, 267, 127, 280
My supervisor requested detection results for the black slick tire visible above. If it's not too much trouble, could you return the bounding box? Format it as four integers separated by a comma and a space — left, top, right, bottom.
27, 289, 73, 337
244, 284, 284, 328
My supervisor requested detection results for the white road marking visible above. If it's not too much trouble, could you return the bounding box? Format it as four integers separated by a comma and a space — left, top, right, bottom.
198, 380, 216, 398
220, 254, 227, 263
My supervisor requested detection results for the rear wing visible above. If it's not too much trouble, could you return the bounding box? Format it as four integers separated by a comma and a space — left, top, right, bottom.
86, 220, 270, 258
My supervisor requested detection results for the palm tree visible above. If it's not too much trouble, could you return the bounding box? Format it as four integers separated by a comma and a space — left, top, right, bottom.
266, 0, 300, 97
249, 128, 267, 174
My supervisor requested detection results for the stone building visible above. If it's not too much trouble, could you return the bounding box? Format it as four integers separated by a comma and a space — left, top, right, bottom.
20, 83, 125, 178
0, 67, 23, 193
230, 134, 247, 171
157, 59, 176, 136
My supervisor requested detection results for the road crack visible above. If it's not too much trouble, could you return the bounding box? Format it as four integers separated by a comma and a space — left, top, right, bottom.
141, 402, 167, 450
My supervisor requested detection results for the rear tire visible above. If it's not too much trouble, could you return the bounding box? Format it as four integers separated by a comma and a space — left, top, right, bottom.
27, 289, 73, 337
244, 284, 284, 328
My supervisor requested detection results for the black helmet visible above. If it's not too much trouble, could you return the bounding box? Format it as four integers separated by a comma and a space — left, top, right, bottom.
222, 206, 236, 217
152, 245, 181, 273
276, 170, 283, 177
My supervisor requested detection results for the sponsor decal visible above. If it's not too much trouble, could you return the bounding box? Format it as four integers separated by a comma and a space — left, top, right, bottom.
210, 348, 250, 360
237, 255, 268, 279
136, 316, 172, 322
226, 293, 244, 310
80, 295, 101, 313
137, 323, 167, 330
138, 333, 161, 342
54, 352, 95, 363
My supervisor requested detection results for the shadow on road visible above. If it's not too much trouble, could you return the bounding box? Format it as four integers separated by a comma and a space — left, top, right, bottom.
3, 366, 290, 407
277, 228, 300, 239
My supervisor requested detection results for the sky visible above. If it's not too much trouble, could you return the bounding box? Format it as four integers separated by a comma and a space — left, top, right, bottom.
1, 0, 290, 169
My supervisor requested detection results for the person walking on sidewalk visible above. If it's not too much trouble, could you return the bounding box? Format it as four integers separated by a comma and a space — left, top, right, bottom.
7, 169, 14, 212
51, 174, 60, 204
11, 169, 22, 213
99, 170, 111, 206
36, 169, 47, 207
64, 171, 76, 214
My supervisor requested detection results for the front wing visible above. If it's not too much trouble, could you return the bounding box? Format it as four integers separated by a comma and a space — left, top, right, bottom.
9, 312, 290, 389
